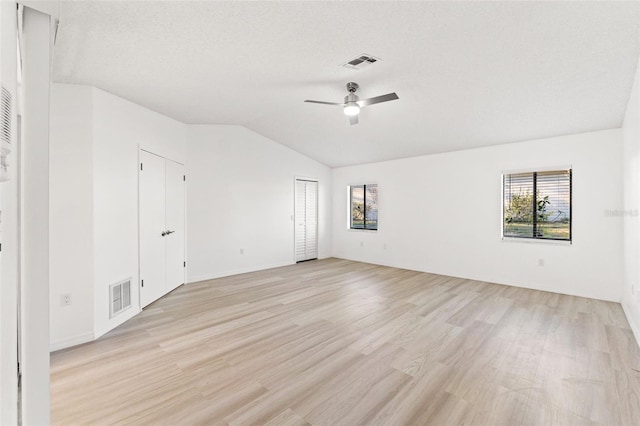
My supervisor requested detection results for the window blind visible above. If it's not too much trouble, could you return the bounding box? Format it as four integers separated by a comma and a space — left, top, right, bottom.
350, 184, 378, 230
503, 169, 571, 241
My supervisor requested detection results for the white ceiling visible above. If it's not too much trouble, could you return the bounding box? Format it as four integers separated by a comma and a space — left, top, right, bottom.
53, 1, 640, 167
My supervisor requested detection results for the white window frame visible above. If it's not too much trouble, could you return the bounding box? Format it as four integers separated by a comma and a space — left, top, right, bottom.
501, 165, 572, 245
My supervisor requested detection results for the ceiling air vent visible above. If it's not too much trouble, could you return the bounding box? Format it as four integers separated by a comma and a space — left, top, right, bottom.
341, 54, 380, 70
1, 86, 12, 145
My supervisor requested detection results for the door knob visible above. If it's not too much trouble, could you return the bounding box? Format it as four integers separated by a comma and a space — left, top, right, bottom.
166, 230, 175, 235
161, 231, 167, 237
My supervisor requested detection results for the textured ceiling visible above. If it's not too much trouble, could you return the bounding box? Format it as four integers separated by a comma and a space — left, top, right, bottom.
53, 1, 640, 167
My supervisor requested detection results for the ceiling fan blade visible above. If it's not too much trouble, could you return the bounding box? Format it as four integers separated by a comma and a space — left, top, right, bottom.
304, 100, 344, 106
349, 115, 359, 126
357, 92, 399, 107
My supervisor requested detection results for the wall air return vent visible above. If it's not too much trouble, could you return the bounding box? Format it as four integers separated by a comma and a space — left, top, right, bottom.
1, 86, 12, 145
109, 278, 132, 318
341, 54, 380, 70
0, 85, 13, 182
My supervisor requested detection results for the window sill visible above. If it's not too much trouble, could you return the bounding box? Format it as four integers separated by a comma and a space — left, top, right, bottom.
347, 228, 378, 233
501, 237, 571, 246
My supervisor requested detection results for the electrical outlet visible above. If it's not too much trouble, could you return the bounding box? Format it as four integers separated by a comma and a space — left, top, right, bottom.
60, 293, 71, 306
537, 259, 544, 267
383, 243, 388, 250
240, 248, 244, 255
360, 241, 364, 247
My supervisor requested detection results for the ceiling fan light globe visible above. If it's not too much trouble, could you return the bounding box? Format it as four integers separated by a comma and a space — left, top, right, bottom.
343, 103, 360, 116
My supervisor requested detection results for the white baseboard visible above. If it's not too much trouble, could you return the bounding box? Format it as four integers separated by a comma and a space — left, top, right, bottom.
622, 300, 640, 349
50, 331, 95, 353
187, 261, 294, 284
332, 255, 620, 303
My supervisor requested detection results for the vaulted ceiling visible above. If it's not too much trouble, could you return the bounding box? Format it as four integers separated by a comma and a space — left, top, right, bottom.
53, 1, 640, 167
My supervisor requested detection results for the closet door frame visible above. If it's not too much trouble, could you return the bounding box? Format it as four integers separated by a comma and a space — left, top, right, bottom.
293, 177, 319, 263
138, 148, 186, 309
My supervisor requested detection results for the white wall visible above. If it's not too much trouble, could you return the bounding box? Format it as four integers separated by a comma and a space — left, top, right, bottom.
91, 87, 186, 338
186, 125, 331, 282
49, 84, 187, 343
622, 57, 640, 341
49, 84, 94, 350
332, 129, 623, 302
50, 90, 331, 341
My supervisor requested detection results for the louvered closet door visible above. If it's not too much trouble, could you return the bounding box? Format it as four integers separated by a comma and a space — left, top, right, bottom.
304, 181, 318, 259
295, 179, 318, 262
295, 180, 307, 262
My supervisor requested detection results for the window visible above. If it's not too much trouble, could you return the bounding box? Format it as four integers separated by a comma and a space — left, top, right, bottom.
350, 184, 378, 230
503, 169, 571, 241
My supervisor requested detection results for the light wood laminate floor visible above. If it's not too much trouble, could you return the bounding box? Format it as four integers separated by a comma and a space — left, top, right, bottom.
51, 258, 640, 425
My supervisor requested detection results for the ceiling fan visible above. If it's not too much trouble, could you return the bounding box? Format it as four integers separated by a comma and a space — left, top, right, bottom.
304, 82, 399, 125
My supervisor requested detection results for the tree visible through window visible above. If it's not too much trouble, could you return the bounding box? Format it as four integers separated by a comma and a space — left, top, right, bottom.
350, 184, 378, 230
503, 170, 571, 241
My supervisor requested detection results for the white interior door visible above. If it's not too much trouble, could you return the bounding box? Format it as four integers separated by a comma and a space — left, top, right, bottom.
139, 151, 166, 307
165, 160, 185, 292
295, 179, 318, 262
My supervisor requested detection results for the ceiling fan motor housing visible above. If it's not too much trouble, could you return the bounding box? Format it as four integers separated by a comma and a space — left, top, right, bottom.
345, 82, 360, 105
345, 93, 359, 104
